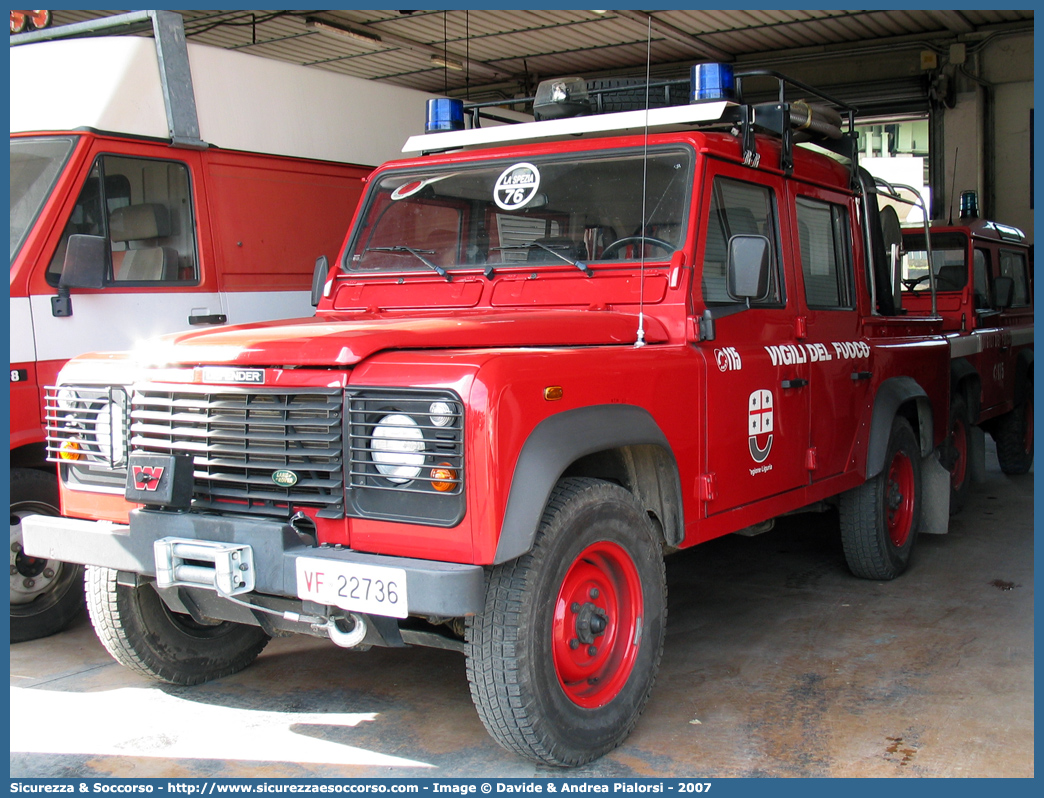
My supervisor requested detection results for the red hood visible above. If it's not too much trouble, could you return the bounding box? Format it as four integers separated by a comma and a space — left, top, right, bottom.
139, 310, 668, 367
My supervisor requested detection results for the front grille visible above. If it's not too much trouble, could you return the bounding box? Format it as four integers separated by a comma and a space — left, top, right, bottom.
130, 384, 343, 518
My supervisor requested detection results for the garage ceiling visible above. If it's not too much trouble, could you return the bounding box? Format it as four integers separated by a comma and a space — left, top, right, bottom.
49, 8, 1033, 102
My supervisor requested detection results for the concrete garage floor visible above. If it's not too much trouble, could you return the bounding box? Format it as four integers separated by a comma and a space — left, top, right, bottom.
10, 442, 1033, 778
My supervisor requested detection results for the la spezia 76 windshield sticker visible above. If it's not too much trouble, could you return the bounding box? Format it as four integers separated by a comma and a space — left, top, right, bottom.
494, 162, 541, 210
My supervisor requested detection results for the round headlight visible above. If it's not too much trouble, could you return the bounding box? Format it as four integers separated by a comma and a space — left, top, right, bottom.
371, 413, 425, 483
93, 400, 126, 465
429, 401, 454, 427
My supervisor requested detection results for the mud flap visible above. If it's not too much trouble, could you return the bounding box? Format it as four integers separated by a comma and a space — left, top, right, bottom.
920, 451, 951, 534
968, 426, 987, 485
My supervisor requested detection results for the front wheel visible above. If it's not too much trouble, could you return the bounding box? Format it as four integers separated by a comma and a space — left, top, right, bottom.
86, 565, 269, 685
840, 417, 922, 580
465, 478, 667, 766
10, 468, 85, 643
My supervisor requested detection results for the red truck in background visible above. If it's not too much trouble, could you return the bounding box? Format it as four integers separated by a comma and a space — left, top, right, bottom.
900, 207, 1033, 512
23, 67, 956, 766
9, 11, 439, 642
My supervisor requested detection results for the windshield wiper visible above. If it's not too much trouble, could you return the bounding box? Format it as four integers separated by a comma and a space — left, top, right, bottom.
366, 245, 452, 281
492, 243, 593, 277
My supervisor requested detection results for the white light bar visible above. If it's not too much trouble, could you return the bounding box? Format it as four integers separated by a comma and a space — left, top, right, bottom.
402, 101, 733, 153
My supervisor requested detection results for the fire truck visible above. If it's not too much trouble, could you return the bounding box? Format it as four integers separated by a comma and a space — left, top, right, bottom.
9, 11, 440, 642
899, 204, 1033, 513
23, 66, 954, 766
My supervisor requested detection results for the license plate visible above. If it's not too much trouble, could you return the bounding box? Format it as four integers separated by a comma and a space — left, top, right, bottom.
295, 557, 408, 619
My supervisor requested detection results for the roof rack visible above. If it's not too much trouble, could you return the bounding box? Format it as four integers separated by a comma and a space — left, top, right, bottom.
401, 101, 733, 154
729, 69, 859, 176
403, 66, 861, 180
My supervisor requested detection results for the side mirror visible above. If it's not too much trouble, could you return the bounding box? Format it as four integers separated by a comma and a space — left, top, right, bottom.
726, 235, 771, 302
59, 234, 108, 289
52, 234, 108, 317
993, 275, 1015, 309
310, 255, 329, 307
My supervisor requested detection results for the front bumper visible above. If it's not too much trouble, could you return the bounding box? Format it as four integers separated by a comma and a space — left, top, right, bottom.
21, 509, 486, 618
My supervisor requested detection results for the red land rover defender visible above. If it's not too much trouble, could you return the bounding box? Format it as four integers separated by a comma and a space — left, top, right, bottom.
900, 207, 1033, 512
24, 68, 954, 766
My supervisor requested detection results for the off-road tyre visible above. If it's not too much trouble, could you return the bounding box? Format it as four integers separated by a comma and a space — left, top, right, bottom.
465, 477, 667, 767
947, 394, 971, 515
10, 468, 85, 643
994, 382, 1033, 475
86, 565, 269, 685
840, 417, 921, 580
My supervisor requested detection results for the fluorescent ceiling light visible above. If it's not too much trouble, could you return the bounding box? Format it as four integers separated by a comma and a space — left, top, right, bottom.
430, 54, 464, 71
305, 18, 383, 46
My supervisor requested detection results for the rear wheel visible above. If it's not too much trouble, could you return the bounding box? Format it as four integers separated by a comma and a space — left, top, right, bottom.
840, 417, 921, 580
995, 382, 1033, 475
947, 395, 971, 515
10, 468, 85, 643
86, 565, 269, 685
465, 478, 666, 766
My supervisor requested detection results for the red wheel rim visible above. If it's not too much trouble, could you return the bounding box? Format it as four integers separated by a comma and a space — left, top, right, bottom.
886, 450, 915, 547
950, 414, 968, 491
552, 540, 643, 709
1023, 400, 1033, 456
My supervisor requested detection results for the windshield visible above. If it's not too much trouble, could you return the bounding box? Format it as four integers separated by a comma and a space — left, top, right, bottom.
345, 147, 692, 276
10, 136, 77, 265
901, 231, 968, 292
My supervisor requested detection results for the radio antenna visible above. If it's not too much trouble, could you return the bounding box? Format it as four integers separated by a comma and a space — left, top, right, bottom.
635, 16, 653, 349
947, 146, 959, 225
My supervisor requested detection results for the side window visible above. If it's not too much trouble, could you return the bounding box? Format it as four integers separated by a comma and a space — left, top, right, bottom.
47, 155, 197, 285
973, 248, 992, 309
796, 196, 853, 308
999, 249, 1030, 306
701, 177, 783, 305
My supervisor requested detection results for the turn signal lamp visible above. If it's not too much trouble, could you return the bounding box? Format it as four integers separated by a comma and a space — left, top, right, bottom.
534, 77, 591, 120
430, 463, 458, 492
426, 98, 465, 133
690, 62, 735, 103
59, 440, 84, 461
544, 386, 564, 401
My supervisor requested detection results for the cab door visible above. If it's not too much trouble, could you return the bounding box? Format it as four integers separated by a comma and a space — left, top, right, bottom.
700, 164, 810, 515
791, 189, 870, 481
27, 141, 223, 388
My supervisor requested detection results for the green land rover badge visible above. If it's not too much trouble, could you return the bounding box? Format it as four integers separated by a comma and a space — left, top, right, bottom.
272, 469, 299, 487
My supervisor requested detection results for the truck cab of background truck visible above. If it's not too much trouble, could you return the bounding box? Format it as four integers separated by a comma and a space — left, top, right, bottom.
23, 66, 954, 768
899, 206, 1033, 512
9, 12, 443, 643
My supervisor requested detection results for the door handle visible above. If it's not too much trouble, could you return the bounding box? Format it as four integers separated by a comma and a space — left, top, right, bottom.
188, 314, 227, 326
781, 378, 809, 389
